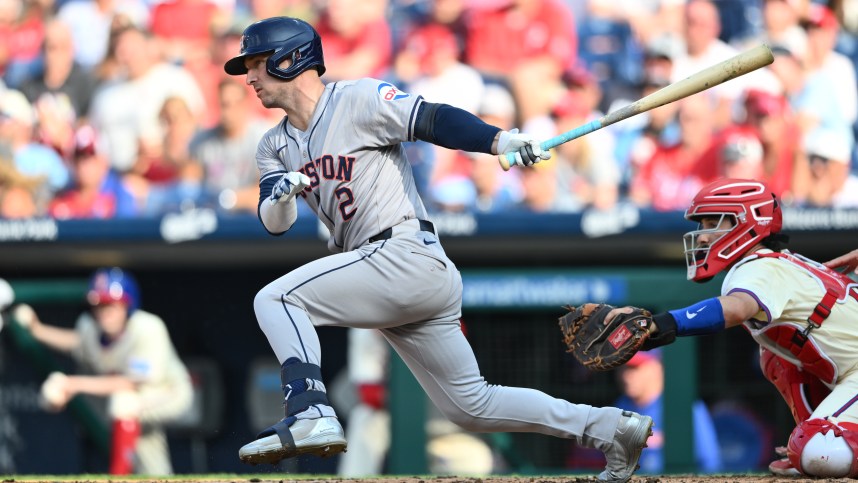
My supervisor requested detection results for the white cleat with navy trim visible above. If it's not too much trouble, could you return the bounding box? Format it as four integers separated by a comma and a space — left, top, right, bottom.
239, 415, 347, 465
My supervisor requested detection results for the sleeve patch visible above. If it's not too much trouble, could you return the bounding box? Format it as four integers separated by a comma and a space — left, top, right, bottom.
377, 82, 410, 101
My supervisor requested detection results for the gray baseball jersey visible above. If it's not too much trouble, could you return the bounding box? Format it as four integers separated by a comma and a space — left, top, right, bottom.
253, 78, 624, 453
257, 78, 428, 252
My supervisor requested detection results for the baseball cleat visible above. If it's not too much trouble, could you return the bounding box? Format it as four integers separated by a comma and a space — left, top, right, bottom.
239, 416, 347, 465
598, 410, 654, 482
769, 457, 801, 477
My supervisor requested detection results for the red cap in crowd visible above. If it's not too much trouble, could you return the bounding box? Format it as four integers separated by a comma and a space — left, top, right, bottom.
804, 4, 839, 30
73, 125, 99, 158
744, 89, 787, 117
625, 349, 662, 368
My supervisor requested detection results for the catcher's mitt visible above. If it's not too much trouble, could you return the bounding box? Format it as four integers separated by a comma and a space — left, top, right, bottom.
559, 303, 657, 371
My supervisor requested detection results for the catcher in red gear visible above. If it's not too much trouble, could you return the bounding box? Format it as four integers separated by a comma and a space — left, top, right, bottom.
561, 178, 858, 478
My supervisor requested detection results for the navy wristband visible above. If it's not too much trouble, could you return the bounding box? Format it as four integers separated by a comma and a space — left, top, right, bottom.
669, 297, 725, 336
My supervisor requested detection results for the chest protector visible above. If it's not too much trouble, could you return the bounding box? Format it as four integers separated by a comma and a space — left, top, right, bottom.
740, 252, 858, 386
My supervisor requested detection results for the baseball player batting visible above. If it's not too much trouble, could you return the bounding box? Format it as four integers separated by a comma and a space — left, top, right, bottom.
224, 16, 652, 482
567, 178, 858, 478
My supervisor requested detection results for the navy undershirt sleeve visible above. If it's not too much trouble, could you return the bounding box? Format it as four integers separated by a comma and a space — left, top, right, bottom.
413, 102, 501, 154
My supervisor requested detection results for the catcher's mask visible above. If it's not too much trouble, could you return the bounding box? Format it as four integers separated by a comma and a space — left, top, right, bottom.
683, 178, 782, 282
224, 16, 326, 80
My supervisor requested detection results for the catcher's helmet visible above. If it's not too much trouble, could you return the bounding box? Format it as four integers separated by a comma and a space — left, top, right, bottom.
224, 17, 325, 80
683, 178, 782, 282
87, 267, 141, 313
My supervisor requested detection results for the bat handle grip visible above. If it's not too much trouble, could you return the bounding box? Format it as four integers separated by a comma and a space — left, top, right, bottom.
498, 120, 603, 171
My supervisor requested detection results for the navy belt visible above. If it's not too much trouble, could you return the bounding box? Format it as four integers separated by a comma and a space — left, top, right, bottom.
369, 220, 435, 243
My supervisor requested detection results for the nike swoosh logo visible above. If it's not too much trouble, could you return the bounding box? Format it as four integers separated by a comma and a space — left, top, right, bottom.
686, 307, 707, 319
423, 239, 437, 245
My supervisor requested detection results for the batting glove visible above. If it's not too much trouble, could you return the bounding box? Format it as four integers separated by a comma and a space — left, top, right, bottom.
12, 304, 37, 331
497, 128, 551, 167
269, 172, 311, 206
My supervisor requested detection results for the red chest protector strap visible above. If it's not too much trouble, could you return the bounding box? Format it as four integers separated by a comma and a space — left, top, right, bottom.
748, 252, 858, 384
755, 252, 857, 336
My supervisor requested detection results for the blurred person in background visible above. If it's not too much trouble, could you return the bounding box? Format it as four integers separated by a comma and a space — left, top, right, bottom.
465, 0, 577, 123
394, 23, 483, 114
0, 159, 39, 217
801, 129, 858, 208
462, 83, 523, 213
48, 124, 138, 219
601, 32, 683, 115
768, 44, 854, 178
516, 158, 575, 212
549, 89, 620, 212
628, 93, 715, 211
672, 0, 781, 129
396, 23, 485, 195
741, 89, 804, 202
586, 0, 685, 46
696, 89, 805, 203
89, 25, 206, 174
713, 128, 766, 181
186, 25, 277, 128
337, 328, 390, 477
613, 350, 722, 474
610, 66, 682, 192
801, 3, 857, 127
0, 88, 69, 208
127, 96, 203, 215
190, 78, 269, 213
149, 0, 225, 65
738, 0, 808, 62
232, 0, 318, 28
314, 0, 392, 81
11, 267, 192, 475
56, 0, 149, 72
0, 0, 47, 89
19, 19, 97, 122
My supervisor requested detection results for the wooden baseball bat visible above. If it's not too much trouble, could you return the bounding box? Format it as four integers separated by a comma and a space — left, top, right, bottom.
500, 43, 775, 171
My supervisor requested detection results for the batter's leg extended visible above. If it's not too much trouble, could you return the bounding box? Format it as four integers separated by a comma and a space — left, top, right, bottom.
380, 321, 652, 481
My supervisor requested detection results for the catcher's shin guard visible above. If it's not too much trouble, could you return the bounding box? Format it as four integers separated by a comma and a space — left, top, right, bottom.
109, 418, 140, 474
788, 419, 858, 477
760, 348, 830, 424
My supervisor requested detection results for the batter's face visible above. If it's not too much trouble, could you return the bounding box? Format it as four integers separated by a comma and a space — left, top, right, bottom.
244, 53, 291, 109
91, 302, 129, 339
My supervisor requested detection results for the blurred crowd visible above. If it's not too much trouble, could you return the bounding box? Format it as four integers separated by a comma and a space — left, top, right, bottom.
0, 0, 857, 219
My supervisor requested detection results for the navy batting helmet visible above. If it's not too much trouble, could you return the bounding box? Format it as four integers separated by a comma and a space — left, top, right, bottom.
87, 267, 141, 313
224, 17, 325, 80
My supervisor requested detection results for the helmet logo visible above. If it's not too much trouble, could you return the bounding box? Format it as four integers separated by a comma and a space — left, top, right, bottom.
240, 35, 248, 52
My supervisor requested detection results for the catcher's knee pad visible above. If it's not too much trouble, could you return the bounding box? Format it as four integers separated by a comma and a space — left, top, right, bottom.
760, 348, 830, 424
787, 419, 858, 477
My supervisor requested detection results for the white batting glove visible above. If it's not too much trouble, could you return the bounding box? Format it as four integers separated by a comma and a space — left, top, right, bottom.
40, 372, 70, 412
269, 172, 311, 206
496, 128, 551, 167
12, 303, 37, 331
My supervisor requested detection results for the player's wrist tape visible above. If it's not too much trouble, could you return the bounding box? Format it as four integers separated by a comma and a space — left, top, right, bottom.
644, 312, 678, 350
668, 297, 725, 336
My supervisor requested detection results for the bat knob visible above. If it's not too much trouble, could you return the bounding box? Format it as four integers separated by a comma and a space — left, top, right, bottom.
498, 152, 516, 171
